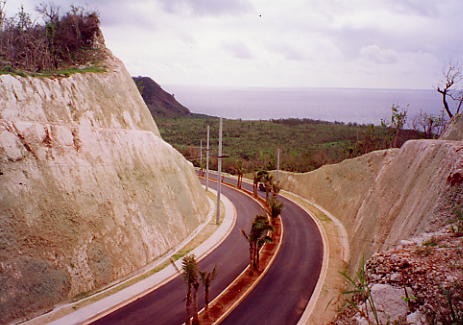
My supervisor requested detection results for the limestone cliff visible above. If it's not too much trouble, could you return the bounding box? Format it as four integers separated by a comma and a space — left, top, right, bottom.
0, 54, 209, 323
272, 138, 463, 271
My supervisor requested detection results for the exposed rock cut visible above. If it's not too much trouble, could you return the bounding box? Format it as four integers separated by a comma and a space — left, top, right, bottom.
0, 53, 209, 323
273, 140, 463, 271
441, 113, 463, 141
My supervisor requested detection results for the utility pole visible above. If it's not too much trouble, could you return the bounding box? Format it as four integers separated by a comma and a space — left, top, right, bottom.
216, 118, 223, 225
276, 148, 281, 171
206, 126, 210, 192
200, 139, 203, 169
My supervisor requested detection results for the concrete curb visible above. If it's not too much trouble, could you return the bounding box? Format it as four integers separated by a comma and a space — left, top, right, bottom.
25, 189, 236, 325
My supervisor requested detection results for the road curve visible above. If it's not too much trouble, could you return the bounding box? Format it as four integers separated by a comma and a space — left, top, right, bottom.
91, 181, 263, 325
219, 176, 324, 325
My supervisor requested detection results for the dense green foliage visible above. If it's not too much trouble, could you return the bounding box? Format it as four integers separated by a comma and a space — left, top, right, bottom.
156, 116, 424, 173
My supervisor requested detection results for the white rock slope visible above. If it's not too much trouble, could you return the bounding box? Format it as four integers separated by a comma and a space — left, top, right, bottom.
272, 139, 463, 271
0, 55, 209, 323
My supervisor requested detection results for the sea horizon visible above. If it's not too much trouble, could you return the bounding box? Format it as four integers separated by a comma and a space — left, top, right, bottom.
164, 85, 447, 126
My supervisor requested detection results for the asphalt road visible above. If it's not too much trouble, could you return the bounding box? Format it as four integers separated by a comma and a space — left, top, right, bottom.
91, 180, 263, 325
219, 176, 324, 325
92, 175, 324, 325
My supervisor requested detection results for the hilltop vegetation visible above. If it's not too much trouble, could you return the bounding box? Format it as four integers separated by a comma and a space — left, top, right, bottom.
133, 76, 191, 118
156, 116, 424, 173
0, 2, 105, 75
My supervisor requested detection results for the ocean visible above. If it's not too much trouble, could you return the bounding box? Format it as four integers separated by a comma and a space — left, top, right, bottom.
165, 86, 447, 125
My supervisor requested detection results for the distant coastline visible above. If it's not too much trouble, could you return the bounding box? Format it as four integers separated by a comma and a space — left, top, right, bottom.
164, 85, 445, 125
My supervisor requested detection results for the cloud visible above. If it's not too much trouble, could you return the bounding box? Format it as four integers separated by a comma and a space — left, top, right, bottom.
158, 0, 253, 16
5, 0, 463, 89
222, 41, 254, 59
360, 45, 398, 64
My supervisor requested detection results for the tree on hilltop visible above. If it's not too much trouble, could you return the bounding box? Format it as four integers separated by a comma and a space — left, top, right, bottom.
437, 63, 463, 119
0, 1, 103, 73
381, 105, 407, 148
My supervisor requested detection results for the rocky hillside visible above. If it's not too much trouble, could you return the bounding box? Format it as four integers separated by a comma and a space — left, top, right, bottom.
272, 115, 463, 324
133, 76, 191, 118
0, 53, 209, 322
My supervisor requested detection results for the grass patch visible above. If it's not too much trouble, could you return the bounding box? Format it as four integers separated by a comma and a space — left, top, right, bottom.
0, 66, 106, 78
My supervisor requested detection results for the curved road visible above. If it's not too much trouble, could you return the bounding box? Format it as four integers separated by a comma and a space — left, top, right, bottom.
92, 175, 323, 324
92, 181, 263, 325
221, 176, 323, 324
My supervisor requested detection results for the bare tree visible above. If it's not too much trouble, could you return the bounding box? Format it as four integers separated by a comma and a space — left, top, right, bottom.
35, 2, 60, 24
437, 63, 463, 118
411, 110, 447, 138
0, 1, 6, 31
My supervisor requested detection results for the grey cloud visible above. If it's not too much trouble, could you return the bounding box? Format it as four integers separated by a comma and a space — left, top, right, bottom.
11, 0, 155, 28
222, 41, 253, 59
159, 0, 252, 16
267, 42, 306, 61
360, 45, 397, 64
387, 0, 439, 17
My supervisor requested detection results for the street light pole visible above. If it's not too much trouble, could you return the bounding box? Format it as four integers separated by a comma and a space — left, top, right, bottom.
200, 139, 203, 169
277, 147, 281, 171
216, 118, 222, 225
206, 126, 210, 192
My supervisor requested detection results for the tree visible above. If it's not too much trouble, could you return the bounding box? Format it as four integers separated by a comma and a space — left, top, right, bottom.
253, 169, 267, 197
262, 173, 274, 202
182, 255, 200, 325
269, 198, 283, 220
437, 63, 463, 118
0, 4, 101, 72
0, 1, 6, 31
271, 181, 281, 198
381, 105, 407, 148
234, 160, 244, 189
242, 214, 273, 273
411, 110, 447, 139
199, 266, 217, 312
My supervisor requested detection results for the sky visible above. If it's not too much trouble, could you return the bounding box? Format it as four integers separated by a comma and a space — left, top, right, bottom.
5, 0, 463, 89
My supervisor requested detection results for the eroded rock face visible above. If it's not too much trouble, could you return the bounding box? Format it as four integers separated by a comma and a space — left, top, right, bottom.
272, 140, 463, 271
440, 113, 463, 141
0, 55, 209, 323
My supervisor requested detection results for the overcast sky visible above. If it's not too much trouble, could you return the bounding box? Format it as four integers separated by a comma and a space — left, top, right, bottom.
6, 0, 463, 89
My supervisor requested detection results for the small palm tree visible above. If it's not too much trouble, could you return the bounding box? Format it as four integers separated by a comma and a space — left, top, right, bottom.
242, 214, 273, 272
253, 169, 268, 197
262, 173, 274, 202
271, 181, 281, 198
199, 266, 217, 311
182, 255, 200, 325
234, 160, 244, 189
269, 197, 283, 220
